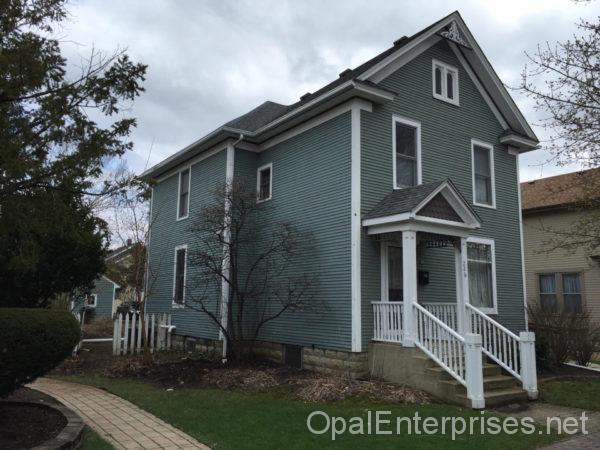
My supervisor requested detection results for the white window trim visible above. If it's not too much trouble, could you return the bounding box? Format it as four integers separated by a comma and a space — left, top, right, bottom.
432, 59, 460, 106
87, 293, 97, 308
466, 236, 498, 315
176, 166, 191, 221
256, 162, 273, 202
471, 139, 496, 209
172, 244, 188, 308
392, 115, 422, 190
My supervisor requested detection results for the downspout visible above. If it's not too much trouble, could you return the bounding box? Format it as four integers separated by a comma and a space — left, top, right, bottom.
221, 134, 244, 363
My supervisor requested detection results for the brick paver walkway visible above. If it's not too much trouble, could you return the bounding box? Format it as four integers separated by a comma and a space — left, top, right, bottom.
31, 378, 210, 450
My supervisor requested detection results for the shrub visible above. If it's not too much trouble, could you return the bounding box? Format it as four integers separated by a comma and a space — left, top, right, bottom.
529, 304, 600, 368
0, 308, 81, 397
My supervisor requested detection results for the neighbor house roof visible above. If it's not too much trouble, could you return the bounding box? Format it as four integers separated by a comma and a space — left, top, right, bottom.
521, 168, 600, 213
143, 11, 538, 180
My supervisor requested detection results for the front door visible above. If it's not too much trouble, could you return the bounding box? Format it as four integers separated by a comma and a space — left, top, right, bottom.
387, 245, 403, 302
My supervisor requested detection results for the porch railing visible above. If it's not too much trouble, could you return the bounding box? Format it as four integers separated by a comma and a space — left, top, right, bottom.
372, 302, 457, 343
372, 302, 403, 343
466, 303, 538, 398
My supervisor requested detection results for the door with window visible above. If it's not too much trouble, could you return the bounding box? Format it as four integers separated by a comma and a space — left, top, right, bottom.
387, 245, 403, 302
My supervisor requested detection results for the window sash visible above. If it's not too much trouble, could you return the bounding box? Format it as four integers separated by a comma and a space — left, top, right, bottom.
178, 169, 190, 218
473, 145, 493, 205
433, 61, 458, 103
258, 167, 271, 201
467, 242, 494, 309
395, 122, 418, 188
174, 248, 186, 304
538, 272, 583, 313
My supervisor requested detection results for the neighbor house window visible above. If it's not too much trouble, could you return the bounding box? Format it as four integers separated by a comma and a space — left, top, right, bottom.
387, 246, 403, 302
257, 163, 272, 202
537, 272, 583, 313
393, 116, 421, 189
86, 294, 97, 308
173, 245, 187, 306
562, 273, 582, 313
472, 140, 495, 208
177, 168, 190, 220
538, 274, 558, 312
432, 59, 459, 105
467, 238, 496, 312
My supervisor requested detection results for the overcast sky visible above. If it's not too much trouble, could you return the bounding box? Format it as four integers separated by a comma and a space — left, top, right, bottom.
61, 0, 600, 181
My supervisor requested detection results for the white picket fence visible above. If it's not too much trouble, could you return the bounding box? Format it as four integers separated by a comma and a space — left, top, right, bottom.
113, 313, 173, 355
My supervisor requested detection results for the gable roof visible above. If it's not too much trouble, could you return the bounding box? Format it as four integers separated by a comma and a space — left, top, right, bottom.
521, 168, 600, 213
363, 179, 481, 227
143, 11, 538, 180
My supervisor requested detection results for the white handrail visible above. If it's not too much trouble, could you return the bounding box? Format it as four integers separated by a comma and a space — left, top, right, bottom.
465, 303, 521, 380
413, 303, 466, 385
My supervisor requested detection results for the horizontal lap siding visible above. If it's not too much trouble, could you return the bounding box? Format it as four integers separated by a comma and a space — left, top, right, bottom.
255, 113, 352, 351
361, 40, 525, 347
524, 210, 600, 322
91, 277, 115, 318
146, 150, 227, 339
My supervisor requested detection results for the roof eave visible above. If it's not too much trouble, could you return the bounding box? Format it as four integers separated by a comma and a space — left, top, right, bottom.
142, 82, 395, 180
499, 133, 540, 153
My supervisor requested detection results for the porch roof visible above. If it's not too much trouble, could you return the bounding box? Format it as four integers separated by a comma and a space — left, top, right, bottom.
362, 179, 481, 236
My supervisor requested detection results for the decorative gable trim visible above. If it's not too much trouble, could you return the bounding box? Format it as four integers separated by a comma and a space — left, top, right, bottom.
438, 21, 470, 48
357, 11, 538, 147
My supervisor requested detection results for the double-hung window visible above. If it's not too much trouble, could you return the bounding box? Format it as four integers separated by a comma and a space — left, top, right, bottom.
177, 168, 190, 220
538, 272, 583, 314
563, 273, 582, 313
467, 238, 497, 313
432, 59, 459, 105
538, 274, 558, 312
472, 140, 495, 208
393, 116, 421, 189
257, 163, 272, 202
173, 245, 187, 306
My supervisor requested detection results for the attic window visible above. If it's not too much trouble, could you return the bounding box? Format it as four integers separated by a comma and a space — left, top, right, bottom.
432, 59, 459, 106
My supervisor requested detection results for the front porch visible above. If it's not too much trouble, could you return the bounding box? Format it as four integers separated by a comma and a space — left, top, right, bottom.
362, 180, 538, 408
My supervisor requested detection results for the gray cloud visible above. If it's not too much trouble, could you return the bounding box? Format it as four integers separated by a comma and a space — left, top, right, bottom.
63, 0, 600, 180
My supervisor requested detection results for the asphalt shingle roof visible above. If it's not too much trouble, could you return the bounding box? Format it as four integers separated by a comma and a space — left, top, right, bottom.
222, 13, 454, 134
521, 168, 600, 212
364, 181, 445, 220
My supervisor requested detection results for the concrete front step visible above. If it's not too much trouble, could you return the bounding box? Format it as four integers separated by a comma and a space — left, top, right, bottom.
457, 388, 529, 408
369, 343, 531, 409
426, 363, 502, 379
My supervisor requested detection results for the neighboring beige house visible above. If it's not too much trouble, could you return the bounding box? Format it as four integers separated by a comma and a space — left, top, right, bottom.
522, 169, 600, 321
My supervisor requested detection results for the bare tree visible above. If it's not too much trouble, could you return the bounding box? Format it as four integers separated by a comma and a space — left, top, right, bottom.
185, 178, 317, 361
521, 12, 600, 255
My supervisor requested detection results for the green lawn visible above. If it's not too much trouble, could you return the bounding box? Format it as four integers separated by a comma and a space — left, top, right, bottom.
80, 426, 114, 450
60, 375, 559, 449
541, 379, 600, 411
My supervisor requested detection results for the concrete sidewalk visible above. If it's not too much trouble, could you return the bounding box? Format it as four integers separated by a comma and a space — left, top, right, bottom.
496, 402, 600, 450
31, 378, 210, 450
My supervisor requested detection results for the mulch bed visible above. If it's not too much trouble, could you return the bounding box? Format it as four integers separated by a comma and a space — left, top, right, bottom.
53, 348, 430, 404
0, 388, 66, 450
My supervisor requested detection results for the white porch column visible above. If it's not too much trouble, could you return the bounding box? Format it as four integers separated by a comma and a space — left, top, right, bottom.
402, 230, 417, 346
455, 237, 470, 336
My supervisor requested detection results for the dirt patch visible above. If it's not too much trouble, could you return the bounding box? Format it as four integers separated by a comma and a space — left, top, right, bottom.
82, 317, 114, 339
55, 351, 430, 405
0, 388, 67, 450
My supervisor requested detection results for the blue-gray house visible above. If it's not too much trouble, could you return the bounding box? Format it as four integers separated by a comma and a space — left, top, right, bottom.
143, 12, 540, 408
72, 275, 120, 320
